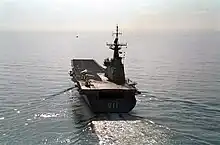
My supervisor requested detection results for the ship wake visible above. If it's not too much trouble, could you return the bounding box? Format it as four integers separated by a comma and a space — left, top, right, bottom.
90, 113, 171, 145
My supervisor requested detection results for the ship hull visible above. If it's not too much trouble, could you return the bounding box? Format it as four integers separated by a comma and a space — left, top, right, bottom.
70, 59, 139, 113
80, 89, 136, 113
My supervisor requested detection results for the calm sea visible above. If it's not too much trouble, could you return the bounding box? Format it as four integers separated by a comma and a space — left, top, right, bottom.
0, 30, 220, 145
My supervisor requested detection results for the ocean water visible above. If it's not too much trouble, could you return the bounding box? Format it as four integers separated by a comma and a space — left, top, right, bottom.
0, 30, 220, 145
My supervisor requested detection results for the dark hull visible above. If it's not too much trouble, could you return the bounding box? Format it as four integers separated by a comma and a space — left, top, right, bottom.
80, 89, 136, 113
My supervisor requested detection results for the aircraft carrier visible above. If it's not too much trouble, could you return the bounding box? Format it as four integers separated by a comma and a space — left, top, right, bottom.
69, 25, 140, 113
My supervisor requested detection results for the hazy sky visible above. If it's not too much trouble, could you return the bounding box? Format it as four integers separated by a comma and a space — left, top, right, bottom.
0, 0, 219, 31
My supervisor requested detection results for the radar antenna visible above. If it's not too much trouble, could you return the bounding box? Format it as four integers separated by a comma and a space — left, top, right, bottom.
106, 25, 127, 59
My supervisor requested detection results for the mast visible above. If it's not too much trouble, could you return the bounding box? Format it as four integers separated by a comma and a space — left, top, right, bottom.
106, 25, 127, 59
